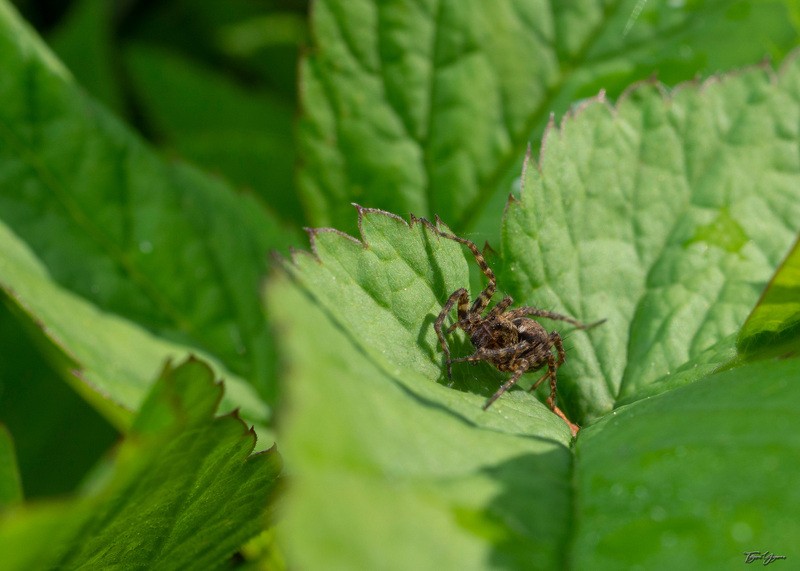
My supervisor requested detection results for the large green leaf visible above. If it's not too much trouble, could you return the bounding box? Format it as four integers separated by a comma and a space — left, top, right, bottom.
297, 0, 800, 238
504, 59, 800, 421
0, 358, 281, 570
271, 56, 800, 568
0, 1, 292, 410
269, 210, 575, 570
571, 356, 800, 569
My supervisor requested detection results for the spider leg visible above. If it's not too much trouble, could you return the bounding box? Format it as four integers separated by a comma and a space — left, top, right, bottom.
444, 286, 472, 333
482, 360, 529, 410
434, 288, 469, 378
544, 353, 559, 410
447, 285, 499, 336
428, 222, 496, 314
492, 349, 579, 435
528, 332, 566, 410
506, 307, 605, 330
551, 331, 566, 366
519, 352, 558, 407
533, 335, 581, 436
528, 368, 553, 394
449, 340, 529, 365
553, 406, 580, 437
485, 296, 513, 318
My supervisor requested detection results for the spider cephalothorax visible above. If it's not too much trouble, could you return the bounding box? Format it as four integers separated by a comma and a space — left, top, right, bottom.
427, 218, 603, 434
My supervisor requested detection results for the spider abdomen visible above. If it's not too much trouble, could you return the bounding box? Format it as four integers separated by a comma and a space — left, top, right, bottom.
468, 319, 518, 352
426, 217, 603, 433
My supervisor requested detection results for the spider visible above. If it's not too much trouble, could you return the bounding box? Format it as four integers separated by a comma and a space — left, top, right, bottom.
427, 218, 604, 435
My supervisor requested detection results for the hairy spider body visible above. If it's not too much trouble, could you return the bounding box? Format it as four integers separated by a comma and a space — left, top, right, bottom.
427, 219, 603, 434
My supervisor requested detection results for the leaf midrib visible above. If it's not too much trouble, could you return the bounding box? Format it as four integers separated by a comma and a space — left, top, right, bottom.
454, 0, 627, 234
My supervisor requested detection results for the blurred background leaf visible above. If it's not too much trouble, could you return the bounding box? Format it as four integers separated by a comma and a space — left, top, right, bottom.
0, 1, 296, 421
0, 218, 270, 432
123, 42, 301, 225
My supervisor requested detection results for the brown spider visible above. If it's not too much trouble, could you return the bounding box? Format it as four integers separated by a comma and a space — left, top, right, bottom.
428, 219, 603, 435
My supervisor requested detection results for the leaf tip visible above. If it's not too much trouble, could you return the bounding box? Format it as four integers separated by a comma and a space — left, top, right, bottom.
303, 226, 351, 259
354, 204, 409, 245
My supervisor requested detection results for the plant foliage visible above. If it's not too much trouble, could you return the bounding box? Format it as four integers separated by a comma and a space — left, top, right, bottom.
1, 0, 799, 568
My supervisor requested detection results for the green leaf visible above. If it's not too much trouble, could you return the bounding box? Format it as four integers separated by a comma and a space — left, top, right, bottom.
738, 235, 800, 357
123, 0, 303, 100
504, 59, 800, 421
571, 356, 800, 569
0, 219, 268, 430
268, 212, 575, 569
123, 43, 303, 226
0, 1, 292, 409
297, 0, 800, 238
0, 358, 282, 570
283, 207, 584, 429
0, 426, 22, 507
217, 12, 307, 55
271, 56, 800, 567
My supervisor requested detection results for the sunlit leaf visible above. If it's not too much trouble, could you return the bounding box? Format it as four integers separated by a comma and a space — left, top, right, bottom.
272, 55, 800, 568
504, 60, 800, 420
298, 0, 800, 239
